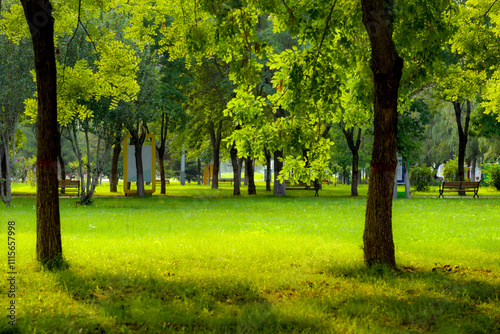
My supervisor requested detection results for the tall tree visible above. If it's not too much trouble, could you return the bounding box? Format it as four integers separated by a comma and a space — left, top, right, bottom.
20, 0, 62, 267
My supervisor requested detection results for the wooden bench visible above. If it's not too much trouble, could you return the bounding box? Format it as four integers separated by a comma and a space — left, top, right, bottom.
285, 180, 320, 197
218, 178, 233, 185
58, 180, 80, 197
155, 179, 170, 185
439, 181, 480, 198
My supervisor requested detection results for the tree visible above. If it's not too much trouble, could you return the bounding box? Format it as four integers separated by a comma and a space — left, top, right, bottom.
19, 0, 62, 267
360, 0, 403, 267
397, 99, 432, 198
0, 36, 35, 206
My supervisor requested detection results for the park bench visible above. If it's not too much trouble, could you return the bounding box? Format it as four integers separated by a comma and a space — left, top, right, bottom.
285, 180, 320, 197
58, 180, 80, 197
155, 179, 170, 185
218, 178, 233, 185
438, 181, 480, 198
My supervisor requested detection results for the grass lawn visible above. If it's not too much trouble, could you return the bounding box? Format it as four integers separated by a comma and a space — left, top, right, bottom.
1, 184, 499, 333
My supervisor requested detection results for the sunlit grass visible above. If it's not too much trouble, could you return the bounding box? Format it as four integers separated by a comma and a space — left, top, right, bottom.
0, 196, 499, 333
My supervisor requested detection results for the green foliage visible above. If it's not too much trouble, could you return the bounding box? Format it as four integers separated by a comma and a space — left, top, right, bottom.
410, 164, 434, 192
443, 155, 469, 181
483, 163, 500, 190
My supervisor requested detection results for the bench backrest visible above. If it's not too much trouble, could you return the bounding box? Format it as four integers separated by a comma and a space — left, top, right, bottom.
442, 181, 479, 188
58, 180, 80, 186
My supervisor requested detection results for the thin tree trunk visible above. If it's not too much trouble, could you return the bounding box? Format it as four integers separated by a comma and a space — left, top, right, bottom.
197, 158, 201, 185
403, 157, 412, 198
246, 157, 256, 195
453, 100, 471, 195
273, 107, 286, 196
342, 126, 362, 197
230, 142, 241, 195
110, 140, 121, 192
265, 147, 271, 191
209, 120, 223, 190
57, 128, 65, 194
84, 128, 91, 196
361, 0, 403, 268
21, 0, 62, 267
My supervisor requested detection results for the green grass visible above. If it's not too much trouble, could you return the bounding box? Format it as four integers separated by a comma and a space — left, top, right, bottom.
0, 194, 499, 333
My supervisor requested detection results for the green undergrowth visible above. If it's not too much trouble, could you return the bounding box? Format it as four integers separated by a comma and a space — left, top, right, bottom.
0, 197, 499, 333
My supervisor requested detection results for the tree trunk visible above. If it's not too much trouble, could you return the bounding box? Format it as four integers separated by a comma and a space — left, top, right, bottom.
209, 120, 223, 190
273, 107, 286, 196
197, 158, 201, 185
110, 140, 121, 192
265, 147, 272, 191
21, 0, 62, 267
57, 130, 65, 194
453, 100, 470, 194
0, 139, 10, 206
158, 148, 166, 194
128, 128, 146, 197
342, 126, 362, 197
246, 157, 256, 195
230, 143, 241, 195
361, 0, 403, 268
156, 113, 169, 194
403, 157, 412, 198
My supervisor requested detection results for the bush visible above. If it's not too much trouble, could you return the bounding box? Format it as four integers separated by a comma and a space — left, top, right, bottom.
410, 164, 434, 192
483, 163, 500, 190
442, 156, 469, 181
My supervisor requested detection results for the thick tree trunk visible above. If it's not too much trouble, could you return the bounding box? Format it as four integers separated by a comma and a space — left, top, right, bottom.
246, 157, 256, 195
265, 147, 272, 191
361, 0, 403, 268
230, 143, 241, 195
21, 0, 62, 267
110, 140, 121, 192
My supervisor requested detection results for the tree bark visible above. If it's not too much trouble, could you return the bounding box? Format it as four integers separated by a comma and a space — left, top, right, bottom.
403, 156, 412, 198
230, 142, 241, 195
128, 128, 146, 197
21, 0, 62, 267
361, 0, 403, 268
209, 120, 223, 190
57, 128, 65, 194
246, 157, 256, 195
110, 140, 121, 192
156, 113, 169, 194
342, 126, 362, 197
264, 146, 272, 191
197, 158, 201, 185
453, 100, 471, 187
273, 107, 286, 196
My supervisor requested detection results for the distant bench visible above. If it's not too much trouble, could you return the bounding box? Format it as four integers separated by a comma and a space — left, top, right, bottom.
285, 180, 320, 197
439, 181, 480, 198
218, 178, 233, 185
155, 179, 170, 185
58, 180, 80, 197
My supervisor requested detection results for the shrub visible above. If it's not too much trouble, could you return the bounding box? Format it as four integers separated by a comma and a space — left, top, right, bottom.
483, 163, 500, 190
442, 156, 469, 181
410, 164, 434, 192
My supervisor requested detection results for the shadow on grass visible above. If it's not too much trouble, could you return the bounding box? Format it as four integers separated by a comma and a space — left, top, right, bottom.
8, 263, 499, 333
